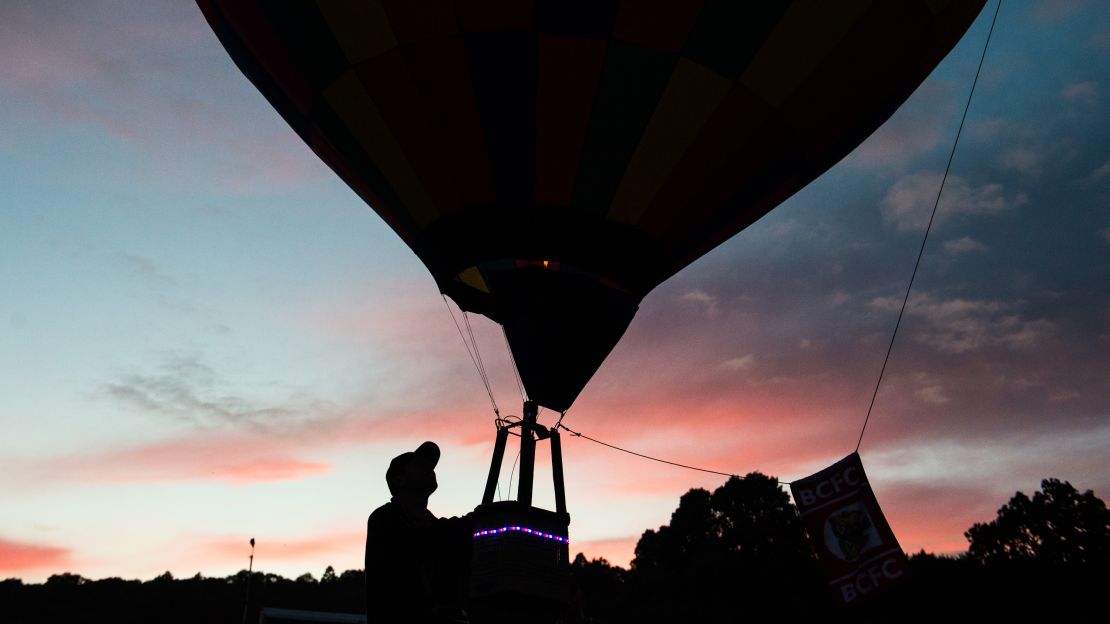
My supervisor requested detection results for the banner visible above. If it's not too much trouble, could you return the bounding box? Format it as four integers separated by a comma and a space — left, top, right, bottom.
790, 453, 907, 605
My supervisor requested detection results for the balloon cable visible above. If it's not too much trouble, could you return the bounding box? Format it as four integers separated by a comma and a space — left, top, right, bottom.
559, 423, 735, 477
441, 295, 499, 417
462, 311, 493, 398
506, 448, 522, 500
854, 0, 1003, 453
557, 422, 789, 486
501, 326, 527, 402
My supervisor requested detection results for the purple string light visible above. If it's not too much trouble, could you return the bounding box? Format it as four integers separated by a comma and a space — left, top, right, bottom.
473, 526, 569, 543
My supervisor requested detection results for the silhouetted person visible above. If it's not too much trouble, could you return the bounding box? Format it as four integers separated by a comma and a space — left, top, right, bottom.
365, 441, 472, 623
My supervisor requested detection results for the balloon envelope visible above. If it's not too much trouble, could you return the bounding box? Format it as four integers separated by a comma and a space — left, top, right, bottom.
198, 0, 984, 411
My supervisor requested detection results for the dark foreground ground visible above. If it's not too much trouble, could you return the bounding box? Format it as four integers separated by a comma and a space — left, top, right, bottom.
3, 554, 1106, 624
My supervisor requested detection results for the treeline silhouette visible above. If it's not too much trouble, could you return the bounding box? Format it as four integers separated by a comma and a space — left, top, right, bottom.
1, 567, 364, 624
3, 476, 1106, 623
571, 475, 1109, 622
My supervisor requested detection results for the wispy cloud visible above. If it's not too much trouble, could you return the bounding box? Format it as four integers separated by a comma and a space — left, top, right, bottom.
912, 373, 951, 405
42, 434, 331, 485
20, 398, 496, 486
720, 354, 756, 372
880, 172, 1026, 232
846, 81, 953, 169
680, 290, 720, 318
1061, 80, 1098, 104
1049, 389, 1081, 402
0, 1, 329, 193
1091, 27, 1110, 51
998, 147, 1041, 175
1030, 0, 1091, 24
869, 292, 1054, 354
210, 459, 331, 484
115, 252, 178, 288
1084, 161, 1110, 186
102, 352, 334, 432
867, 427, 1110, 493
864, 424, 1110, 551
942, 236, 989, 255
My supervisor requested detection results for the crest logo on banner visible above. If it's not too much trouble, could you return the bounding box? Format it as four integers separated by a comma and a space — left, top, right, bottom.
790, 453, 907, 605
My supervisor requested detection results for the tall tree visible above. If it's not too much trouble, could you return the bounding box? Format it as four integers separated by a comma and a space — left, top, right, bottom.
965, 478, 1110, 565
632, 473, 813, 573
627, 473, 820, 621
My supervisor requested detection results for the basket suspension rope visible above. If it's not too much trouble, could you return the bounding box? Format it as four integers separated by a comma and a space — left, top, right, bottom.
442, 294, 499, 417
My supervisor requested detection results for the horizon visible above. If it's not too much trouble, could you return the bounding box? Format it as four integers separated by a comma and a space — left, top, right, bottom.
3, 0, 1109, 584
3, 467, 1017, 584
5, 471, 1099, 584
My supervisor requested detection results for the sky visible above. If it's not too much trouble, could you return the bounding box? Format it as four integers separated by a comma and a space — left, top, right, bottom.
1, 0, 1108, 583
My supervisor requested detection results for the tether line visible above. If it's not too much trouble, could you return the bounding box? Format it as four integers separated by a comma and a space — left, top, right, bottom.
854, 0, 1002, 452
558, 423, 737, 478
558, 422, 789, 486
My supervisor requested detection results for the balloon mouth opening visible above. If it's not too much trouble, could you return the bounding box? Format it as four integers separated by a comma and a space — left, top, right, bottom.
441, 258, 644, 411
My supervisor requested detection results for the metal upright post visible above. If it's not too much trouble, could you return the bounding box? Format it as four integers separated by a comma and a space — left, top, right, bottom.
517, 400, 537, 506
482, 426, 510, 504
241, 537, 255, 624
550, 429, 567, 515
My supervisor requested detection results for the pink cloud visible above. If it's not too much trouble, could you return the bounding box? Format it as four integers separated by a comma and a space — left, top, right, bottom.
208, 460, 331, 484
0, 537, 71, 573
563, 380, 865, 471
22, 400, 498, 487
197, 530, 363, 566
232, 264, 1108, 517
284, 273, 1035, 486
42, 435, 332, 485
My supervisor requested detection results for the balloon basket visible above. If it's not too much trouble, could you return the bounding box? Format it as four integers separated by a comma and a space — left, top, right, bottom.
468, 401, 574, 621
469, 501, 571, 604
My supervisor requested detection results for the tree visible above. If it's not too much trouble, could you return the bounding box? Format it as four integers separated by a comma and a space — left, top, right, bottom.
710, 472, 815, 566
631, 472, 814, 573
626, 473, 820, 622
966, 478, 1110, 565
321, 565, 337, 583
45, 573, 88, 587
632, 487, 716, 571
570, 554, 625, 621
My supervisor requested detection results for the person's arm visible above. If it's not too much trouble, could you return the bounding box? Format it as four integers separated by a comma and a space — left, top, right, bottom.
430, 513, 475, 610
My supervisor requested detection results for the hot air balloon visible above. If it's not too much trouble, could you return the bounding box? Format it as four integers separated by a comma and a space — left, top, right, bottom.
196, 0, 984, 614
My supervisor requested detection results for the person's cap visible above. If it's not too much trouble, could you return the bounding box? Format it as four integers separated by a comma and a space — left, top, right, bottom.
385, 441, 440, 492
